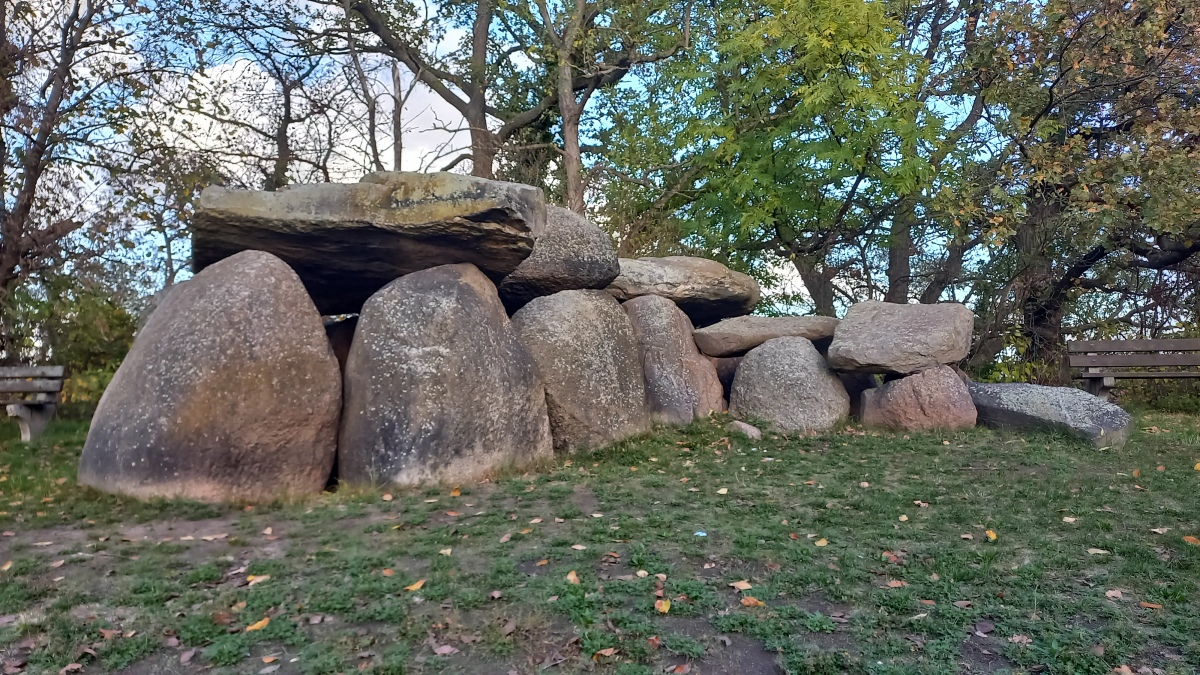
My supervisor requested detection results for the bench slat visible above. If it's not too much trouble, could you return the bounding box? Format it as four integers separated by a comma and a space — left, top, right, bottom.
0, 379, 64, 393
0, 366, 65, 379
1067, 338, 1200, 353
1080, 371, 1200, 379
1069, 353, 1200, 368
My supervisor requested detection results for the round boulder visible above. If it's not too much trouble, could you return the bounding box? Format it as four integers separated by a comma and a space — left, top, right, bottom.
512, 290, 651, 453
78, 251, 341, 503
729, 337, 849, 433
339, 263, 553, 487
623, 294, 726, 425
860, 366, 976, 431
497, 205, 620, 312
605, 256, 760, 326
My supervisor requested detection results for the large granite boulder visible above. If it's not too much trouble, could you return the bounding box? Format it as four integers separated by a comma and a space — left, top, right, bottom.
860, 366, 976, 431
497, 205, 620, 312
968, 382, 1133, 449
78, 251, 340, 503
193, 172, 547, 315
827, 301, 973, 374
729, 337, 849, 433
605, 257, 760, 327
693, 315, 839, 357
339, 264, 553, 486
623, 295, 726, 425
512, 290, 651, 453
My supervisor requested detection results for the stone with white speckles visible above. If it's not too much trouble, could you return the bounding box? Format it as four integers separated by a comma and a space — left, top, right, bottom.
967, 382, 1132, 448
512, 290, 651, 453
79, 251, 340, 503
338, 264, 553, 486
497, 205, 620, 312
729, 337, 849, 433
826, 301, 973, 374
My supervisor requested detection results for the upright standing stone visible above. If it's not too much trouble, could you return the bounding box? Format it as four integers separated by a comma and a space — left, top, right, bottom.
512, 290, 651, 453
623, 295, 726, 425
968, 382, 1133, 448
192, 172, 547, 315
729, 337, 849, 433
339, 264, 553, 486
78, 251, 341, 503
693, 315, 839, 357
860, 366, 977, 431
605, 257, 760, 326
826, 301, 974, 374
497, 205, 620, 311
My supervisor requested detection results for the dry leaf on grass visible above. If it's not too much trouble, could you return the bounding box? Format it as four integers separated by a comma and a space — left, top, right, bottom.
1087, 548, 1110, 555
729, 580, 752, 591
404, 579, 425, 592
740, 596, 765, 607
566, 570, 580, 584
814, 538, 829, 547
655, 599, 671, 614
244, 617, 270, 632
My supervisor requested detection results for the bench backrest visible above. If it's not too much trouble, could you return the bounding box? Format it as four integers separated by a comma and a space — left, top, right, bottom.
0, 366, 66, 404
1067, 339, 1200, 368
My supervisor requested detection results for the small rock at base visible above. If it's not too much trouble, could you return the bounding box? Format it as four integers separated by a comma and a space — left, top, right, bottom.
727, 420, 762, 440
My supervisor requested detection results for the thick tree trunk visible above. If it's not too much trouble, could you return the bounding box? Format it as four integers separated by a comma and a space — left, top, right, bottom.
884, 199, 915, 304
792, 257, 837, 317
557, 60, 585, 213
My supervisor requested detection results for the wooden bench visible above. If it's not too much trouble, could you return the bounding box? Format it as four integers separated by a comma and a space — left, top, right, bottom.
1067, 339, 1200, 400
0, 366, 65, 441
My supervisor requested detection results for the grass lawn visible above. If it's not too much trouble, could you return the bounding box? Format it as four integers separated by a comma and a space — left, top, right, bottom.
1, 410, 1199, 675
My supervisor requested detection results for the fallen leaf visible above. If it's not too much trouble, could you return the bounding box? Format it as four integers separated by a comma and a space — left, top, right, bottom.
647, 635, 661, 649
405, 579, 426, 592
898, 514, 909, 522
1194, 462, 1200, 471
740, 596, 765, 607
382, 568, 394, 577
1150, 527, 1170, 534
1, 561, 11, 572
1063, 517, 1077, 523
636, 570, 649, 578
529, 518, 543, 524
59, 664, 82, 675
1106, 589, 1123, 599
814, 538, 828, 547
99, 628, 119, 640
953, 600, 972, 608
262, 656, 279, 664
1157, 465, 1165, 472
670, 665, 692, 674
381, 493, 393, 502
717, 488, 728, 495
547, 595, 558, 603
655, 573, 667, 581
975, 620, 995, 635
1112, 665, 1134, 675
1008, 635, 1032, 645
566, 570, 580, 584
961, 534, 973, 540
886, 580, 908, 588
245, 617, 270, 632
49, 560, 64, 568
1088, 548, 1111, 555
592, 647, 618, 660
1139, 601, 1163, 609
180, 649, 196, 664
450, 486, 461, 497
535, 559, 548, 566
930, 572, 940, 581
501, 619, 517, 635
591, 513, 603, 518
444, 511, 461, 517
247, 574, 270, 586
919, 599, 936, 605
490, 590, 502, 600
433, 644, 459, 656
729, 580, 752, 591
571, 544, 587, 550
1133, 469, 1141, 478
655, 599, 671, 613
985, 530, 998, 542
1184, 536, 1200, 546
499, 532, 511, 543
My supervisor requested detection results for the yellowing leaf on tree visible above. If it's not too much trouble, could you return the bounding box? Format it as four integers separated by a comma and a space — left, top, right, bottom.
729, 580, 752, 590
404, 579, 426, 592
566, 570, 580, 584
740, 596, 765, 607
814, 538, 828, 547
655, 599, 671, 614
1184, 536, 1200, 546
985, 530, 998, 542
245, 617, 270, 632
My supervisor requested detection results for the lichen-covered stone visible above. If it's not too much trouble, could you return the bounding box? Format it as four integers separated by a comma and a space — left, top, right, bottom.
497, 205, 619, 311
606, 257, 760, 327
79, 251, 340, 503
729, 337, 849, 433
827, 301, 973, 374
512, 290, 651, 453
193, 172, 546, 315
860, 366, 976, 431
693, 315, 839, 357
623, 294, 725, 425
338, 264, 553, 486
968, 382, 1133, 448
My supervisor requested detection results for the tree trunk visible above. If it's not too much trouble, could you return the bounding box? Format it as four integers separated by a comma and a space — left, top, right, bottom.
792, 257, 837, 317
557, 60, 585, 213
265, 85, 293, 191
391, 61, 403, 171
884, 198, 915, 304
